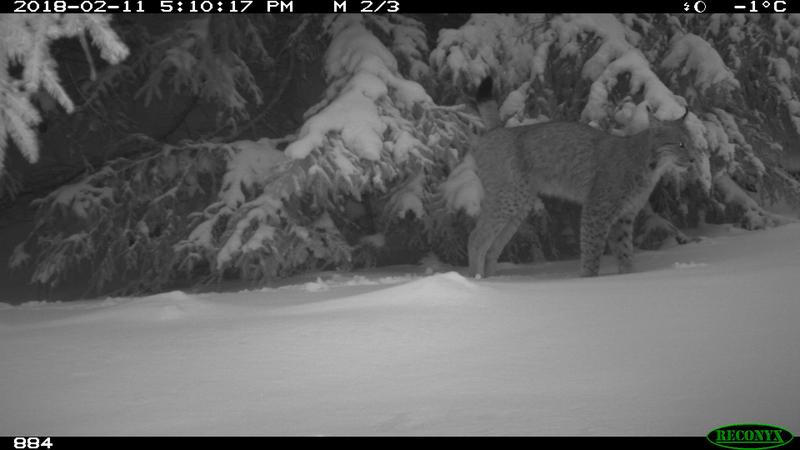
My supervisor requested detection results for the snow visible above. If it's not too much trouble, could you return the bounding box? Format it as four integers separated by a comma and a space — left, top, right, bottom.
531, 32, 554, 80
386, 18, 430, 81
704, 115, 738, 163
387, 174, 425, 219
713, 174, 791, 229
215, 197, 282, 267
432, 14, 710, 134
285, 16, 431, 161
312, 211, 336, 231
393, 192, 424, 218
728, 25, 745, 43
440, 153, 483, 216
2, 223, 799, 435
551, 14, 640, 81
359, 233, 386, 248
220, 139, 287, 208
499, 82, 529, 124
583, 49, 685, 126
286, 76, 387, 161
769, 52, 800, 135
390, 130, 424, 163
661, 34, 740, 92
47, 177, 113, 219
8, 243, 30, 269
431, 14, 541, 87
672, 261, 708, 269
508, 14, 684, 129
179, 139, 287, 259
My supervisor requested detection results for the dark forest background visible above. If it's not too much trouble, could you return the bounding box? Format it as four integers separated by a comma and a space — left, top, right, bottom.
1, 13, 798, 301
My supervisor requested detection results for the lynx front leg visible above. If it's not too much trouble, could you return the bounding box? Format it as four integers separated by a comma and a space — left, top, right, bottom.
470, 185, 533, 278
608, 214, 635, 274
468, 209, 508, 278
579, 203, 617, 277
484, 204, 531, 277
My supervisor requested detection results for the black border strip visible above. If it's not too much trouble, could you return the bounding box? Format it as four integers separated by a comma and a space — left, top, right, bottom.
3, 0, 800, 14
2, 436, 738, 450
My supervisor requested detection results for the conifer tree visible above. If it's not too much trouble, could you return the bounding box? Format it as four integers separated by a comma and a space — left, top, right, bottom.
8, 14, 800, 296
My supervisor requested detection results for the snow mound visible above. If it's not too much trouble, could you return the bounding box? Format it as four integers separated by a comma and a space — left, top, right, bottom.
281, 272, 484, 314
359, 271, 484, 308
0, 291, 213, 329
91, 290, 212, 322
673, 261, 709, 269
276, 274, 416, 294
300, 279, 332, 293
391, 271, 478, 297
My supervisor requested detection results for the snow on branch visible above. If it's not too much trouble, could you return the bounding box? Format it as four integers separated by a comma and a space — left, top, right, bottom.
430, 13, 799, 255
286, 15, 431, 161
714, 173, 793, 229
550, 13, 642, 81
136, 16, 266, 112
439, 154, 483, 217
176, 138, 290, 270
369, 15, 431, 82
431, 14, 544, 91
0, 14, 128, 172
172, 15, 464, 285
13, 138, 226, 293
582, 49, 686, 129
661, 33, 740, 92
544, 14, 686, 130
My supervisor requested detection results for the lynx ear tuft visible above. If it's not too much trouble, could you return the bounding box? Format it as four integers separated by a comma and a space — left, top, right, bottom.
476, 77, 494, 104
646, 104, 661, 125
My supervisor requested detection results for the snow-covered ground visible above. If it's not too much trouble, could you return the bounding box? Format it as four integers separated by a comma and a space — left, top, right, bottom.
1, 223, 799, 436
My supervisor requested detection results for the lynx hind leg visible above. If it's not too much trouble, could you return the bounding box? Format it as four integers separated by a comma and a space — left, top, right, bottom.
608, 214, 635, 274
484, 201, 532, 277
579, 203, 618, 277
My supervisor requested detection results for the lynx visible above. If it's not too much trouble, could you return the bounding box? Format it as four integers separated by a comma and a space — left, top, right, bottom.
468, 77, 696, 278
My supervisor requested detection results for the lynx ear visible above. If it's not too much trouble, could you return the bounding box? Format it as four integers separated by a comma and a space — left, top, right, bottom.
646, 104, 660, 125
476, 77, 494, 104
475, 76, 501, 129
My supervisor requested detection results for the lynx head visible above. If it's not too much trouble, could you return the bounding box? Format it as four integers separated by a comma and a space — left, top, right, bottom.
646, 109, 696, 172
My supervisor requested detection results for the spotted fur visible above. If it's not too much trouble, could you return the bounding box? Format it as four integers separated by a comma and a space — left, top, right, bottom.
468, 77, 696, 278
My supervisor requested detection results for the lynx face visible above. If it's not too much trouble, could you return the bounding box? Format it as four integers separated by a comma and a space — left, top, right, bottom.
650, 121, 696, 171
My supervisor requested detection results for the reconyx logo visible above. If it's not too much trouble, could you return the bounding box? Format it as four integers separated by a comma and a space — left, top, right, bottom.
707, 423, 794, 450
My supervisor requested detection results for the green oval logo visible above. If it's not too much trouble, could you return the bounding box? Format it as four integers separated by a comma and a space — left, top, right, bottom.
707, 423, 794, 450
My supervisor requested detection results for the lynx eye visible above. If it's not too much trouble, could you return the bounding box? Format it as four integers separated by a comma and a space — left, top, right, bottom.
679, 142, 685, 148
